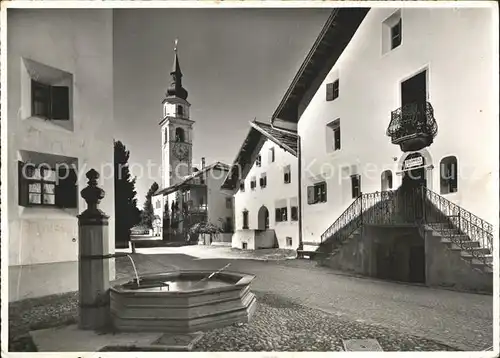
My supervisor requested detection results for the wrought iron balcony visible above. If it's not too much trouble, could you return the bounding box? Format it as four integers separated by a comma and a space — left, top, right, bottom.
386, 102, 438, 152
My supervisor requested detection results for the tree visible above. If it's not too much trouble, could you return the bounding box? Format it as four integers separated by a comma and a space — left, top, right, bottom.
188, 221, 222, 244
140, 182, 159, 229
114, 140, 141, 248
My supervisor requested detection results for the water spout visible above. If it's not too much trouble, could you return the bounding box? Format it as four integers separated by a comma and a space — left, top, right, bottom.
192, 263, 231, 288
126, 254, 140, 287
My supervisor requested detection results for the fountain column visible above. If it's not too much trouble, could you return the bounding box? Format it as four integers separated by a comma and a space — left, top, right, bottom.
77, 169, 111, 330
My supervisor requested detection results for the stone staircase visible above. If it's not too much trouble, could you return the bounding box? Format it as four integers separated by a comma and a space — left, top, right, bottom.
315, 187, 494, 279
425, 222, 493, 274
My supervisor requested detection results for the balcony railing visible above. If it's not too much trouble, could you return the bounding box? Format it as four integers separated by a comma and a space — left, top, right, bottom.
386, 102, 438, 152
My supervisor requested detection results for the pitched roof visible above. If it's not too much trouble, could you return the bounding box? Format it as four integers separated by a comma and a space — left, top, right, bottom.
220, 120, 298, 191
272, 8, 369, 123
155, 161, 230, 196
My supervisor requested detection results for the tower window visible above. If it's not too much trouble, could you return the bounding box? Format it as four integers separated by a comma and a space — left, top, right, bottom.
175, 127, 185, 142
177, 105, 184, 117
440, 156, 458, 194
164, 128, 168, 143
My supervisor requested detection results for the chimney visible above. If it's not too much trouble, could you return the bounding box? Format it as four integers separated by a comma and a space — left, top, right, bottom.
201, 157, 206, 169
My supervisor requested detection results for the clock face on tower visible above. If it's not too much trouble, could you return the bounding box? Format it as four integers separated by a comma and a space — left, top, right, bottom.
173, 142, 190, 161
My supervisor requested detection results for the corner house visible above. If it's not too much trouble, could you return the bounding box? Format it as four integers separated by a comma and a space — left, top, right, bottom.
271, 7, 497, 292
6, 9, 115, 301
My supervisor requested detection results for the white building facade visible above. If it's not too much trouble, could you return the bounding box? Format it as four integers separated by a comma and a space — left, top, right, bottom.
222, 121, 299, 250
273, 7, 498, 248
6, 9, 115, 301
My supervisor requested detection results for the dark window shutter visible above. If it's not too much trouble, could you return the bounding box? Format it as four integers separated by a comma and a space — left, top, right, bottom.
56, 167, 78, 208
283, 208, 288, 221
307, 186, 315, 204
334, 128, 341, 150
275, 208, 280, 222
51, 86, 70, 120
18, 161, 29, 206
326, 83, 334, 101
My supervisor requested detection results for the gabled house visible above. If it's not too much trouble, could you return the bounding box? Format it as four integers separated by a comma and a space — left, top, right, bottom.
153, 161, 232, 241
221, 120, 299, 250
6, 10, 114, 301
270, 7, 496, 292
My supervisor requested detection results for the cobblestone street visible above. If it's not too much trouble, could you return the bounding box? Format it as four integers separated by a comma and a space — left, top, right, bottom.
116, 246, 494, 351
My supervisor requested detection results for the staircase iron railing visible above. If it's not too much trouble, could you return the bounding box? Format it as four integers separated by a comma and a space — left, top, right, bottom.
319, 186, 494, 268
420, 186, 493, 267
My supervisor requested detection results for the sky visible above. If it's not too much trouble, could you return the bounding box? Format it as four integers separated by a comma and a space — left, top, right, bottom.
113, 8, 331, 206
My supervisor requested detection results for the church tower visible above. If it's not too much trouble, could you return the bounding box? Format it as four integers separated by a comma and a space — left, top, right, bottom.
160, 40, 194, 189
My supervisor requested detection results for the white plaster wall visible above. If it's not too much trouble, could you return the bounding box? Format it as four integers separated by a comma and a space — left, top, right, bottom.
207, 167, 233, 228
298, 8, 498, 244
233, 139, 300, 248
232, 230, 256, 250
7, 9, 114, 300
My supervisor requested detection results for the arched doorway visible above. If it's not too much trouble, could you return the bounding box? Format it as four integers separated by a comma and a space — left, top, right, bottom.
401, 152, 427, 189
257, 206, 269, 230
399, 152, 428, 222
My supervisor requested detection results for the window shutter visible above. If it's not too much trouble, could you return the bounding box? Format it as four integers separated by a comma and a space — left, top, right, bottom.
51, 86, 70, 120
18, 161, 29, 206
326, 83, 334, 101
56, 167, 78, 208
283, 208, 288, 221
275, 208, 280, 222
307, 186, 315, 204
334, 128, 341, 150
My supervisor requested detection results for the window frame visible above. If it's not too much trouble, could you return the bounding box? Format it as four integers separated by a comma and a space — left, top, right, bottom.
291, 206, 298, 221
259, 173, 267, 188
269, 147, 275, 163
440, 156, 458, 195
275, 207, 288, 222
31, 79, 70, 121
284, 165, 291, 184
250, 177, 257, 190
391, 18, 402, 50
256, 155, 262, 167
242, 210, 249, 229
307, 181, 327, 205
351, 174, 361, 199
326, 79, 339, 101
19, 163, 58, 207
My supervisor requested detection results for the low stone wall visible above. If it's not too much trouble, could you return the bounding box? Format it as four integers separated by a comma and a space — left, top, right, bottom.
322, 224, 493, 293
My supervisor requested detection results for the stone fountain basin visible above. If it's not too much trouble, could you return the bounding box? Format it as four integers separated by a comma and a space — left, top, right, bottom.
110, 270, 257, 333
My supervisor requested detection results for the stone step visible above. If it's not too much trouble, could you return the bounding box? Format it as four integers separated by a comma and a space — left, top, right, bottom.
460, 253, 491, 266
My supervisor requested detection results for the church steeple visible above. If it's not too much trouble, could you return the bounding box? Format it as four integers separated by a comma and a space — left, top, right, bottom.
166, 39, 188, 100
